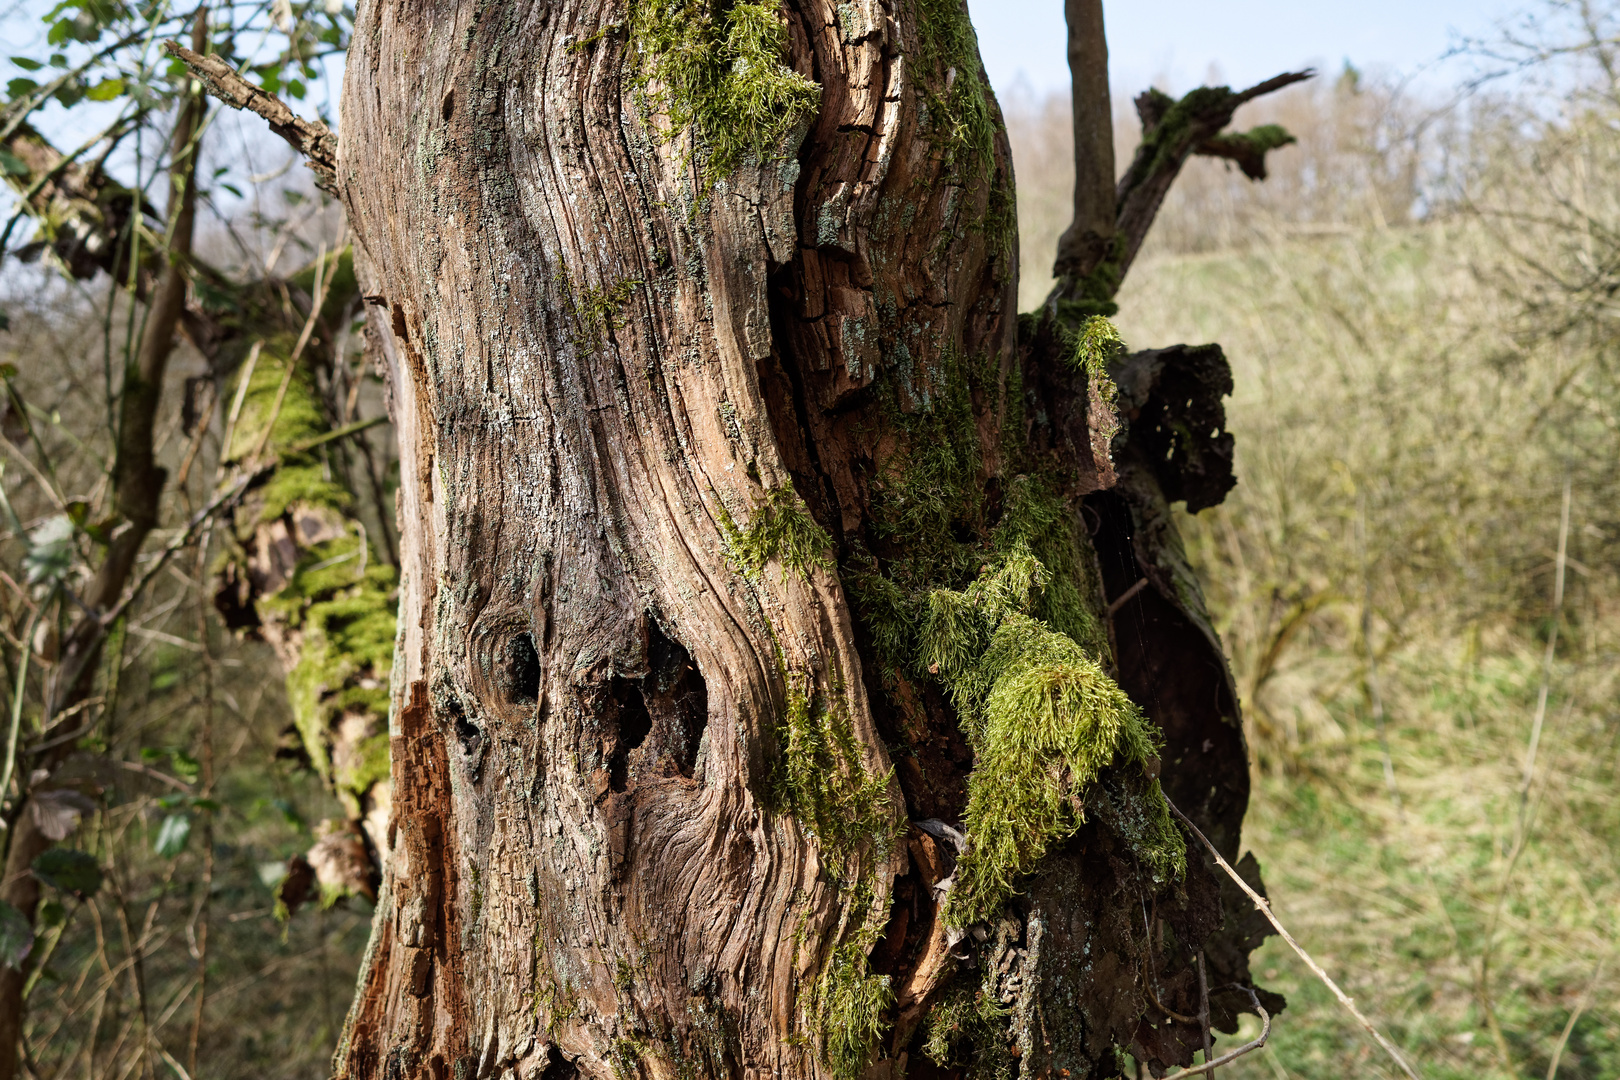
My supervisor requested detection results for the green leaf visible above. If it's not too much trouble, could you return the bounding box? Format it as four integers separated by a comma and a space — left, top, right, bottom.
31, 849, 102, 897
5, 76, 39, 99
0, 149, 27, 177
0, 900, 31, 971
84, 77, 123, 101
287, 78, 307, 100
219, 182, 242, 198
10, 57, 43, 72
153, 814, 191, 858
45, 20, 71, 46
171, 750, 200, 782
37, 899, 65, 928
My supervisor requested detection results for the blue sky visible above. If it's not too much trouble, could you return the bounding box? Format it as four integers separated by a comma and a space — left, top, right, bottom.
966, 0, 1530, 100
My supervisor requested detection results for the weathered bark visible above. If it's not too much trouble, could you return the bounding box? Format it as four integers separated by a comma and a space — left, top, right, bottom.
322, 2, 1280, 1079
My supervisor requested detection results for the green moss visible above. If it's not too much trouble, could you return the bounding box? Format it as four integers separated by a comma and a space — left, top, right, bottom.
774, 675, 899, 866
726, 484, 833, 582
1068, 314, 1124, 387
812, 940, 894, 1080
914, 0, 995, 178
919, 558, 1184, 923
1203, 123, 1296, 160
560, 274, 641, 349
609, 1035, 656, 1080
994, 475, 1109, 657
338, 731, 393, 800
629, 0, 821, 177
1055, 233, 1126, 317
921, 975, 1013, 1079
286, 246, 357, 328
225, 349, 398, 801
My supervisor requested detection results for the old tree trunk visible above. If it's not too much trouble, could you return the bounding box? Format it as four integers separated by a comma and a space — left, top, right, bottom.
321, 0, 1283, 1076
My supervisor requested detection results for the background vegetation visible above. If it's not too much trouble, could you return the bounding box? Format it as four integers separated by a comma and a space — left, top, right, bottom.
1008, 4, 1620, 1076
0, 0, 1616, 1077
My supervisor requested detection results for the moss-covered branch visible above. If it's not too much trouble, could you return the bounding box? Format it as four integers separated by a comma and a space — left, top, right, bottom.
1052, 69, 1314, 312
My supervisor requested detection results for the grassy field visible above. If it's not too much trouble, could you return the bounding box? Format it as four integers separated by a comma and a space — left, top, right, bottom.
1095, 139, 1620, 1079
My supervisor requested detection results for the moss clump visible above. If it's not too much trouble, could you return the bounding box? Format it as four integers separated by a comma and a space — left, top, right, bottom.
1055, 233, 1127, 319
921, 975, 1012, 1079
727, 484, 834, 582
1128, 87, 1297, 188
1068, 314, 1125, 387
1204, 123, 1296, 161
559, 274, 640, 349
774, 676, 898, 866
629, 0, 821, 177
813, 939, 894, 1080
920, 545, 1183, 925
224, 349, 397, 809
914, 0, 995, 178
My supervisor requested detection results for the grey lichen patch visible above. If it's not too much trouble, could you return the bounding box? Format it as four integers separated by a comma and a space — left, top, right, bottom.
629, 0, 822, 178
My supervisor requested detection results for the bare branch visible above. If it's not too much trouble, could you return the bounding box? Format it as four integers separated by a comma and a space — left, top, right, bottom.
1111, 70, 1313, 285
162, 44, 337, 194
1053, 0, 1117, 280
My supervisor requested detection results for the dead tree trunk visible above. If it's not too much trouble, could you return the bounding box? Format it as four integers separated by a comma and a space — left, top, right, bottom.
317, 1, 1295, 1076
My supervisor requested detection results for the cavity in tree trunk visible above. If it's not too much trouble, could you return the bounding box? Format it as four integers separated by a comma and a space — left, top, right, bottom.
308, 0, 1290, 1076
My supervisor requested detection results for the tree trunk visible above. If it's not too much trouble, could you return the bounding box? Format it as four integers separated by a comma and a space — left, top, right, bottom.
330, 2, 1277, 1077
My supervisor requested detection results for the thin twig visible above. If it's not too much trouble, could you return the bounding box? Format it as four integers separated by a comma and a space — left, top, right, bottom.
1197, 951, 1214, 1078
1546, 955, 1607, 1080
1, 586, 55, 821
1521, 477, 1571, 803
1167, 799, 1421, 1080
1161, 986, 1273, 1080
247, 241, 330, 464
99, 466, 268, 631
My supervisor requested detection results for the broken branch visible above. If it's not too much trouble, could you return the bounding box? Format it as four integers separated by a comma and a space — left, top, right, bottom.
162, 43, 337, 194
